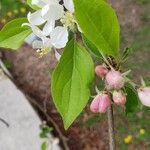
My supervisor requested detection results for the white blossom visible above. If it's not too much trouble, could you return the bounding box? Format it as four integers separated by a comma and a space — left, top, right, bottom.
24, 0, 80, 57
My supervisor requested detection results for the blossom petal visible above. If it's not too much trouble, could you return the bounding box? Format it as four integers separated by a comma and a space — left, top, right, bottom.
50, 26, 68, 49
25, 33, 37, 45
42, 19, 55, 36
27, 11, 45, 25
23, 23, 45, 39
42, 0, 59, 4
43, 37, 52, 48
63, 0, 74, 13
138, 88, 150, 107
32, 40, 43, 49
42, 3, 64, 21
32, 0, 45, 7
54, 49, 61, 61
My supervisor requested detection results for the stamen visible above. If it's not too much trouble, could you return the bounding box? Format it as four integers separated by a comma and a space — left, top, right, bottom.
60, 11, 76, 31
36, 47, 50, 57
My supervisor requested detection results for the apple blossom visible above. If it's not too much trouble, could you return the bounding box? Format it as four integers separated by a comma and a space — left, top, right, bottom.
90, 93, 111, 113
113, 90, 126, 106
138, 87, 150, 107
95, 65, 108, 78
23, 0, 80, 57
106, 70, 125, 90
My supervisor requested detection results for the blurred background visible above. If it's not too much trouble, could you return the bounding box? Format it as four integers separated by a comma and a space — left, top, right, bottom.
0, 0, 150, 149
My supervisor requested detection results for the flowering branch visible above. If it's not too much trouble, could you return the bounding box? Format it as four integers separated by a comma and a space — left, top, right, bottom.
0, 0, 150, 149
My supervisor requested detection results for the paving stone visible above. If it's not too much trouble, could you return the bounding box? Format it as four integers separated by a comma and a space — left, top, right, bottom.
0, 70, 60, 150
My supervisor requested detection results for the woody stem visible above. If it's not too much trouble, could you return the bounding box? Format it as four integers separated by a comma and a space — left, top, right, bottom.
107, 104, 116, 150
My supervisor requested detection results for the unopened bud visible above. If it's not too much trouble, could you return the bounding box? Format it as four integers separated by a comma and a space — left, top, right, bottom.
113, 90, 126, 106
138, 87, 150, 107
106, 70, 124, 90
90, 93, 111, 113
95, 65, 108, 78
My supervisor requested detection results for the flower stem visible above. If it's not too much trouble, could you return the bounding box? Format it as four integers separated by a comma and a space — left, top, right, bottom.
107, 104, 116, 150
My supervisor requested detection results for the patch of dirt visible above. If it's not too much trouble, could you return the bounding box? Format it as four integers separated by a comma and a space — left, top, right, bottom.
109, 0, 142, 33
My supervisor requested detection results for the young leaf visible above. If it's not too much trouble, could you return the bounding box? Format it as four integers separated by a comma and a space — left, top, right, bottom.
124, 83, 139, 114
82, 34, 102, 58
74, 0, 120, 59
0, 18, 32, 50
51, 39, 94, 129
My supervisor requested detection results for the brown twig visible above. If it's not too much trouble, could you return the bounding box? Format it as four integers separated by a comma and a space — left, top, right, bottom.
107, 105, 116, 150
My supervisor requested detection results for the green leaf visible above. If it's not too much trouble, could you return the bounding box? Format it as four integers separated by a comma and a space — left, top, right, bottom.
51, 39, 94, 129
41, 142, 47, 150
82, 34, 102, 58
124, 83, 139, 114
0, 18, 32, 50
74, 0, 120, 59
27, 0, 40, 10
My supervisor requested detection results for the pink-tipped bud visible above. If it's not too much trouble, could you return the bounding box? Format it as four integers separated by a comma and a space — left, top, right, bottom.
106, 70, 124, 90
90, 93, 111, 113
113, 90, 126, 106
95, 65, 108, 78
138, 87, 150, 107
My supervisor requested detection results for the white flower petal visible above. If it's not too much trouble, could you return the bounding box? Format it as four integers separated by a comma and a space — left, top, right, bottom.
32, 40, 43, 49
54, 49, 61, 60
50, 26, 68, 49
138, 88, 150, 107
42, 3, 64, 21
42, 0, 59, 4
23, 23, 45, 39
25, 33, 37, 45
43, 37, 52, 48
27, 11, 45, 25
32, 0, 45, 7
63, 0, 74, 13
42, 20, 55, 36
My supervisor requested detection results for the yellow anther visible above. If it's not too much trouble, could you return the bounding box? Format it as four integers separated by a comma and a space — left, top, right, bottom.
36, 48, 50, 57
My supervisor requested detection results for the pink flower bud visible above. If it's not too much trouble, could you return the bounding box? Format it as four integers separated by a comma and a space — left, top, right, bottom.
90, 94, 111, 113
113, 90, 126, 106
95, 65, 108, 78
106, 70, 124, 90
90, 95, 100, 113
138, 87, 150, 107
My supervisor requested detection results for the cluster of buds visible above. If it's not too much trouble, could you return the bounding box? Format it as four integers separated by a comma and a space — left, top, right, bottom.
90, 64, 150, 113
90, 65, 127, 113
